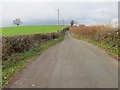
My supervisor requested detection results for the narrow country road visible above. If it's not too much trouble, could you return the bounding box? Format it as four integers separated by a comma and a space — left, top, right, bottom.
5, 31, 118, 88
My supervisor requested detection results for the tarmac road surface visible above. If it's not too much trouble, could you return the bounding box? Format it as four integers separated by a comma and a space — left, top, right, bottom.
5, 31, 118, 88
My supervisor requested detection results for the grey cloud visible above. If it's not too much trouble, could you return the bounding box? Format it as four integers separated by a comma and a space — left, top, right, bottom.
1, 2, 118, 27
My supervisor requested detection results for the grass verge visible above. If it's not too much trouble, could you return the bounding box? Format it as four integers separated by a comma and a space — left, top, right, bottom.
70, 32, 119, 59
2, 35, 64, 88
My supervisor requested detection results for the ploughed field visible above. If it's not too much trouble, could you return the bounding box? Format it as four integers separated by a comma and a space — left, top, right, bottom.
1, 25, 67, 36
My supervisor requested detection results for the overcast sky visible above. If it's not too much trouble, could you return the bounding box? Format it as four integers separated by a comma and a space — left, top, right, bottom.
0, 0, 118, 27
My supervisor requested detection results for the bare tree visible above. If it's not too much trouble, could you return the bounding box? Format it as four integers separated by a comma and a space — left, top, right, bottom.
70, 20, 76, 27
13, 18, 22, 26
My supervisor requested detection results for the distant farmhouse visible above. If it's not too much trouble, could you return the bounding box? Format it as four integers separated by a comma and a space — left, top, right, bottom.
73, 24, 85, 27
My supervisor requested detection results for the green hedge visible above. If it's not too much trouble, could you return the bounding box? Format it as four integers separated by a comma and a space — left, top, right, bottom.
2, 27, 69, 62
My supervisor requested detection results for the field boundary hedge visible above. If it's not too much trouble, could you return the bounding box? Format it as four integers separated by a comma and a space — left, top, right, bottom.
70, 26, 119, 59
2, 27, 69, 62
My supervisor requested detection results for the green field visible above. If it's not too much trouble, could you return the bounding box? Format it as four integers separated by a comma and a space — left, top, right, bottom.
1, 25, 67, 36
